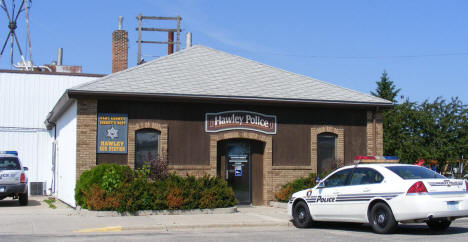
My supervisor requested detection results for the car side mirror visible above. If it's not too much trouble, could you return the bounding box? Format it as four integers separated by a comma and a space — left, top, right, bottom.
317, 182, 325, 189
23, 167, 28, 171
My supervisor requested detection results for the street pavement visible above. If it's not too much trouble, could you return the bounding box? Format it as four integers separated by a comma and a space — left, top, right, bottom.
1, 196, 468, 242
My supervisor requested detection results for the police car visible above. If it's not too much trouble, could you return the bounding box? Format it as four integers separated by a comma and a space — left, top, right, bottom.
0, 151, 29, 206
288, 156, 468, 234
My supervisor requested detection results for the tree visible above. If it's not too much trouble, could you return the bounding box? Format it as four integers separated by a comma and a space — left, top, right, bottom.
383, 97, 468, 169
371, 70, 401, 103
371, 71, 467, 170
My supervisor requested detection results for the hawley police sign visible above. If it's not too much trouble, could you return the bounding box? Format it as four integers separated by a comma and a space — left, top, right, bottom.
205, 111, 277, 134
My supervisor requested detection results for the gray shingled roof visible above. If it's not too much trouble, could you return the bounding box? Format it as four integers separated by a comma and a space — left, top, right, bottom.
70, 45, 391, 106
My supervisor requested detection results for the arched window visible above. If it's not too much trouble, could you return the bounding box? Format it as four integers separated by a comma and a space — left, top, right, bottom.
317, 132, 337, 174
135, 128, 160, 170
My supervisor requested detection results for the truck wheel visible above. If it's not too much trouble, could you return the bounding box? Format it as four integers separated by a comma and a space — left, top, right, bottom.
426, 219, 451, 231
292, 200, 313, 228
19, 192, 28, 206
369, 202, 398, 234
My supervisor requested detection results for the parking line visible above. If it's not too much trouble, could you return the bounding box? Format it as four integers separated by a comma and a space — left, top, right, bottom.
75, 226, 122, 233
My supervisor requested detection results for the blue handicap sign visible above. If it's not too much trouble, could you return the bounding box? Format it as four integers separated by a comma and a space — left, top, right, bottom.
235, 168, 242, 176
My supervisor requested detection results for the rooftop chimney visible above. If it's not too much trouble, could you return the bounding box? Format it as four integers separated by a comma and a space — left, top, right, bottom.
168, 31, 174, 55
112, 16, 128, 73
186, 32, 192, 48
57, 48, 63, 65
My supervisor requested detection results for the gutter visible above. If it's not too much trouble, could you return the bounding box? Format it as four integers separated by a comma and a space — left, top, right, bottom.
44, 90, 74, 129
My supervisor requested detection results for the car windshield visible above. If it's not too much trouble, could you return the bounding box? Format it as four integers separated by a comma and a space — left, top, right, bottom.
386, 166, 446, 179
0, 157, 21, 170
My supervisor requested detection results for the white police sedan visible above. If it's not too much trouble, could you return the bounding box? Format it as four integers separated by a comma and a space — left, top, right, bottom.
288, 156, 468, 234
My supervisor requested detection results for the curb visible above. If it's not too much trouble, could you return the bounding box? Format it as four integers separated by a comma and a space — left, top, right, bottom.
76, 221, 293, 233
72, 206, 238, 217
132, 221, 293, 231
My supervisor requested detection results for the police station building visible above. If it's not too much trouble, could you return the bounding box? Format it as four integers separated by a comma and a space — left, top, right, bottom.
45, 45, 392, 206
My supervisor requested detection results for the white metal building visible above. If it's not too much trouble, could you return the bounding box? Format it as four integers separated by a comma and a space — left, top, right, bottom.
0, 70, 102, 198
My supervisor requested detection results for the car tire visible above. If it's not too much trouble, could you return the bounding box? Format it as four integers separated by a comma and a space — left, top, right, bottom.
292, 200, 313, 228
369, 202, 398, 234
426, 219, 451, 231
19, 192, 28, 206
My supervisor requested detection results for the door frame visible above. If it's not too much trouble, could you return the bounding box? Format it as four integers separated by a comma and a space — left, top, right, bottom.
212, 132, 269, 205
222, 139, 252, 204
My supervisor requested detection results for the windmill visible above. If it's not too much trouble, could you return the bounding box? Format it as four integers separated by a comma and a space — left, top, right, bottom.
0, 0, 32, 70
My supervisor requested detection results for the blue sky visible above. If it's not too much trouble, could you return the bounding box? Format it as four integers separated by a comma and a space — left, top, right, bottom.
1, 0, 467, 104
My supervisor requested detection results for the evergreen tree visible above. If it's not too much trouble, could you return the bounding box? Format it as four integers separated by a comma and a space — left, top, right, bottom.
371, 70, 401, 103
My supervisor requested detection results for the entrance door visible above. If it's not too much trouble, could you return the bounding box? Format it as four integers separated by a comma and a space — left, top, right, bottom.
225, 141, 251, 204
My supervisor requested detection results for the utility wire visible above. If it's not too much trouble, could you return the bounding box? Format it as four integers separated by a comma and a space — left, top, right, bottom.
242, 51, 468, 59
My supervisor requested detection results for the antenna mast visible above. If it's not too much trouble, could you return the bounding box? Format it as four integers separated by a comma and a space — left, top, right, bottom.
136, 14, 182, 65
0, 0, 32, 70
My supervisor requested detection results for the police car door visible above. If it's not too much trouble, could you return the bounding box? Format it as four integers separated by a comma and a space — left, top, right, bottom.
309, 168, 352, 221
337, 167, 385, 222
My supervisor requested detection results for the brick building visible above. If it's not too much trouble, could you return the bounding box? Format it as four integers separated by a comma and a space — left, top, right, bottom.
45, 45, 391, 206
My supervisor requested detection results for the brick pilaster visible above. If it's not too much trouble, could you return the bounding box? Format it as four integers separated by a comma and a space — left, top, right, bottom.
76, 99, 97, 180
375, 112, 384, 156
366, 111, 384, 156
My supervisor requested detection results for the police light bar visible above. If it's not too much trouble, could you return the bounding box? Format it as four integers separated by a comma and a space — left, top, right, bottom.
354, 156, 399, 164
0, 150, 18, 156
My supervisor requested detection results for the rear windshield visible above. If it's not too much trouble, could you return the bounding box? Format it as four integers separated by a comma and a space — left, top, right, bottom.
0, 157, 21, 170
386, 166, 446, 179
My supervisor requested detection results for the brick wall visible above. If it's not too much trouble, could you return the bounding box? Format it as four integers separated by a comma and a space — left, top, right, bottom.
366, 111, 384, 156
112, 30, 128, 73
76, 99, 97, 180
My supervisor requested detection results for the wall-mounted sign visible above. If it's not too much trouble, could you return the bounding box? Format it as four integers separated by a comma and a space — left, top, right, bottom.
205, 111, 277, 134
97, 113, 128, 154
235, 167, 242, 177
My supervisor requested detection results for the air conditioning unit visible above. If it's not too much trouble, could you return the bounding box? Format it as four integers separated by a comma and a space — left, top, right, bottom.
30, 182, 46, 195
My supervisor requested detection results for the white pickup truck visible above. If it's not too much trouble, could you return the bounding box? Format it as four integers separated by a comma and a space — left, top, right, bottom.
0, 151, 28, 205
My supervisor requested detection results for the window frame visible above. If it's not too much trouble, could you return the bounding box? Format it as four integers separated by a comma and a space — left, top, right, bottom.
317, 132, 338, 174
134, 128, 161, 170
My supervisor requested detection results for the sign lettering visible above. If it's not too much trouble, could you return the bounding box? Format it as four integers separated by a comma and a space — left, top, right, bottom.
205, 111, 277, 134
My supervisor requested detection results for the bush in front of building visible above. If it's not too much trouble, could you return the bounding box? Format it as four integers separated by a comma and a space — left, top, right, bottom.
75, 164, 237, 212
274, 171, 330, 202
75, 164, 133, 208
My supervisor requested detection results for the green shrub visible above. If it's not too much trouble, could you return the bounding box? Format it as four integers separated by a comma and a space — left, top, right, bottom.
75, 164, 133, 209
76, 164, 237, 212
274, 171, 330, 202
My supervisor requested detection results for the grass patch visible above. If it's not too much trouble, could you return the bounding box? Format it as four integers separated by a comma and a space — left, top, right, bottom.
44, 197, 57, 209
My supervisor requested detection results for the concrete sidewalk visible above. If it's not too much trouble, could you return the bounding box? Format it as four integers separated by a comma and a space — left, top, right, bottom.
0, 196, 293, 235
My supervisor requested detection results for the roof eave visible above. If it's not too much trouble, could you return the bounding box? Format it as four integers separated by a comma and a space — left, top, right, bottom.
68, 90, 393, 108
44, 91, 74, 129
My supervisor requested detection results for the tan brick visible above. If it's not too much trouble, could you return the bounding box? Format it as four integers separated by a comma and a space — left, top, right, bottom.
76, 99, 97, 180
366, 111, 384, 156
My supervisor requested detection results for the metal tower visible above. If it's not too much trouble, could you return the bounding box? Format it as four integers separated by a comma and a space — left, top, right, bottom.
0, 0, 32, 69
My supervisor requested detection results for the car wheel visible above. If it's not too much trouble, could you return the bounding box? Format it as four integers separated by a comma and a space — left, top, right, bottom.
19, 192, 28, 206
292, 200, 313, 228
369, 202, 398, 234
426, 219, 451, 231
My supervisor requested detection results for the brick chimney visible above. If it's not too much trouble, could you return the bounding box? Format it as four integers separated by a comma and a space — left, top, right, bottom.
112, 16, 128, 73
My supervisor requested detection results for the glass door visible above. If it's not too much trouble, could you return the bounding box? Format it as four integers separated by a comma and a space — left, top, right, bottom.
226, 141, 251, 204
